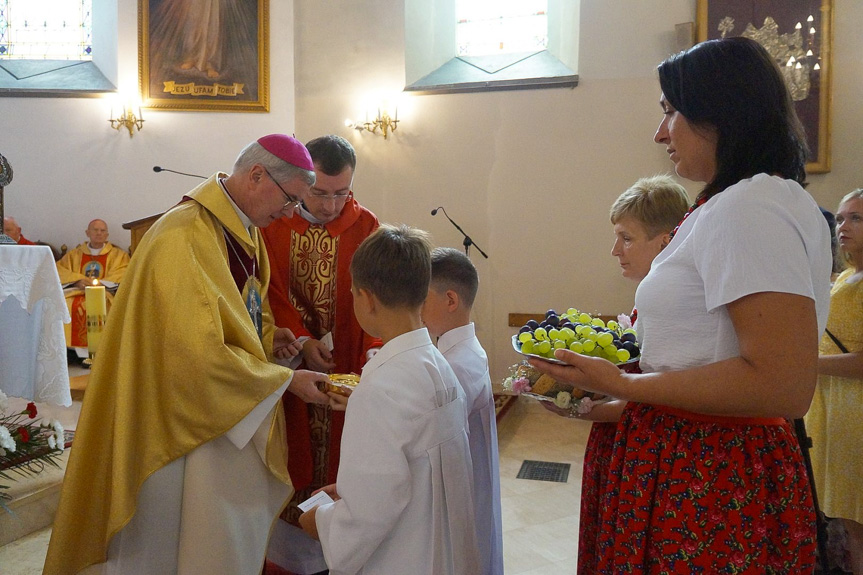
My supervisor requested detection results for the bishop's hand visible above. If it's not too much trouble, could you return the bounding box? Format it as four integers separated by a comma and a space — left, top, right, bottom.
288, 370, 331, 405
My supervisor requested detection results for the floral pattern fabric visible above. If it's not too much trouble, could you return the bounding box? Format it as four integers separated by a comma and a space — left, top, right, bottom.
578, 421, 617, 575
595, 402, 816, 574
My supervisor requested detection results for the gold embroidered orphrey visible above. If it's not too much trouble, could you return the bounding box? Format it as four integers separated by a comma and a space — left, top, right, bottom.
718, 16, 812, 101
289, 226, 338, 336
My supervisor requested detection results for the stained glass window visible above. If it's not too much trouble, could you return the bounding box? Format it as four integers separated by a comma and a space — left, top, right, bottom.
0, 0, 92, 59
456, 0, 548, 57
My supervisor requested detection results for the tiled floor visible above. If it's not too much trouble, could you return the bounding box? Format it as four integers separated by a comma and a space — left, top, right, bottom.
0, 388, 592, 574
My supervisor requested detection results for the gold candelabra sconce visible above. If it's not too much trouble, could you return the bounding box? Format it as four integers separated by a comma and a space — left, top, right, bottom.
109, 101, 144, 137
346, 106, 399, 140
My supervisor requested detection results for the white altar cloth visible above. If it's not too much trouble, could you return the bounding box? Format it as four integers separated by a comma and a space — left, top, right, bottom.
0, 245, 71, 406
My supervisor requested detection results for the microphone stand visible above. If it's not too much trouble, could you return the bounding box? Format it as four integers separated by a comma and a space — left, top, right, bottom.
153, 166, 206, 179
431, 206, 488, 259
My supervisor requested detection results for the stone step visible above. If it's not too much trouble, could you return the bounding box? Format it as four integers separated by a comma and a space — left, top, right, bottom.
0, 448, 69, 547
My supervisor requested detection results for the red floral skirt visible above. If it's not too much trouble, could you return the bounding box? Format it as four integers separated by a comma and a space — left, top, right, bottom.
579, 421, 617, 575
595, 402, 816, 574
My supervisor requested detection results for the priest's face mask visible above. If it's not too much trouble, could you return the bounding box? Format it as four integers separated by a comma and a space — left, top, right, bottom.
305, 166, 353, 224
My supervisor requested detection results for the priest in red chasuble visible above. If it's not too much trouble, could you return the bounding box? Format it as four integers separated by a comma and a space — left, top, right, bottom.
262, 134, 381, 519
44, 135, 342, 575
3, 216, 36, 245
56, 219, 130, 354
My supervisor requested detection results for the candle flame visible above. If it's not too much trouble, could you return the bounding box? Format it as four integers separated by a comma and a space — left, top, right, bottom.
91, 279, 101, 286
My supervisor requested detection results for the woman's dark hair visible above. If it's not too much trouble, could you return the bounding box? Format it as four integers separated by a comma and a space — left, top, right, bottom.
657, 36, 808, 199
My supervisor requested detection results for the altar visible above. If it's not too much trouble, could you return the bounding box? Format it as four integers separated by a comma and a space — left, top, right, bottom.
0, 245, 71, 406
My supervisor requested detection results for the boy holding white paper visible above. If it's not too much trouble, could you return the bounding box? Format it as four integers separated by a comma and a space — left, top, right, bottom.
298, 224, 479, 574
422, 247, 503, 575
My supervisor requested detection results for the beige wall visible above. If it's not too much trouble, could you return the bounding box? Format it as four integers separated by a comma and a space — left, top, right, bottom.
1, 0, 299, 252
293, 0, 863, 381
2, 0, 861, 382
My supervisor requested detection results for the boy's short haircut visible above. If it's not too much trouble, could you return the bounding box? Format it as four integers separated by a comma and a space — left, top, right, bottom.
430, 247, 479, 307
609, 174, 690, 239
350, 223, 433, 308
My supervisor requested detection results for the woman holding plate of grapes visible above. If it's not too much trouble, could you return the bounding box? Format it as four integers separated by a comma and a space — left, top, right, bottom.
531, 36, 832, 573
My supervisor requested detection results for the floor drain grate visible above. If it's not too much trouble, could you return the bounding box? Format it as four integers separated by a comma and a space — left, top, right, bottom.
516, 460, 570, 483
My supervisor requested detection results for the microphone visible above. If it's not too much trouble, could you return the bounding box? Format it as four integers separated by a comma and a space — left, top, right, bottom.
153, 166, 206, 179
430, 206, 488, 259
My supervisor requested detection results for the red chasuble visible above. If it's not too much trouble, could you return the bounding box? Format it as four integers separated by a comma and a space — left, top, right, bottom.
262, 198, 380, 505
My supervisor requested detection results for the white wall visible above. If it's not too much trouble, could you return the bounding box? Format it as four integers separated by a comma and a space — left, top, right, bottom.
293, 0, 863, 382
0, 0, 298, 252
3, 0, 861, 383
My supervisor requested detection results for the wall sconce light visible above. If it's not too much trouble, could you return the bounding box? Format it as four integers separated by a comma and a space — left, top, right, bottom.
109, 100, 144, 137
346, 105, 399, 140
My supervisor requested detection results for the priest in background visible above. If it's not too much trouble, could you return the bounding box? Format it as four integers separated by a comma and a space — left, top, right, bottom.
44, 135, 341, 575
3, 216, 36, 245
56, 219, 130, 359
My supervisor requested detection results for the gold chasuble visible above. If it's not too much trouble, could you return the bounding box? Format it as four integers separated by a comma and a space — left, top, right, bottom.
44, 175, 293, 575
56, 242, 130, 347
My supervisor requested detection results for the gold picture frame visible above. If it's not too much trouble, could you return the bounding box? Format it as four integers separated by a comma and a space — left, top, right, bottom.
139, 0, 269, 112
696, 0, 833, 173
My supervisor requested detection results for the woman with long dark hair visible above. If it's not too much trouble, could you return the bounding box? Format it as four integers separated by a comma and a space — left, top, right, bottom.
532, 37, 832, 573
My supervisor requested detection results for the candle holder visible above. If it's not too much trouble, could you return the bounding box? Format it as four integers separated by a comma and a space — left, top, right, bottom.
345, 107, 400, 140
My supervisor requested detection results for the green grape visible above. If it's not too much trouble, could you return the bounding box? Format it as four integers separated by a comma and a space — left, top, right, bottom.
596, 332, 614, 347
548, 328, 560, 340
534, 327, 548, 341
537, 340, 551, 355
585, 332, 598, 342
582, 339, 596, 353
623, 328, 637, 336
559, 327, 575, 340
521, 340, 535, 354
569, 341, 584, 353
616, 348, 631, 362
606, 320, 619, 331
518, 332, 533, 343
591, 318, 606, 328
578, 313, 592, 324
575, 325, 590, 336
566, 308, 579, 317
553, 340, 566, 349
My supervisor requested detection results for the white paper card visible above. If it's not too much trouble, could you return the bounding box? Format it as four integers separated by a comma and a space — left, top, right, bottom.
321, 331, 334, 351
297, 490, 335, 513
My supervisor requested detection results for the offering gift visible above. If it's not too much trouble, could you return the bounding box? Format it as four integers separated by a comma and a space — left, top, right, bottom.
500, 361, 608, 414
513, 308, 639, 365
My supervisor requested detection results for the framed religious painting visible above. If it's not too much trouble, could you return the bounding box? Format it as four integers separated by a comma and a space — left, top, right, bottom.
139, 0, 269, 112
696, 0, 833, 173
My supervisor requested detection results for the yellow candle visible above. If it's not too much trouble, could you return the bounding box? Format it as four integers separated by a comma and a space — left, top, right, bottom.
85, 282, 107, 356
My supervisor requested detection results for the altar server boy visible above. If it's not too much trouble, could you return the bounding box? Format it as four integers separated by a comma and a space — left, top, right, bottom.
299, 224, 480, 574
420, 247, 503, 574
